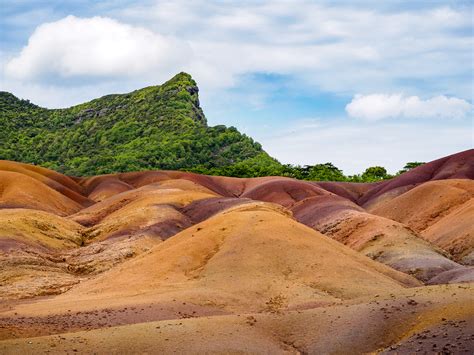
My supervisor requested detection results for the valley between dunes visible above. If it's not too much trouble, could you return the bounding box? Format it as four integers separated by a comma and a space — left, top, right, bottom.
0, 149, 473, 354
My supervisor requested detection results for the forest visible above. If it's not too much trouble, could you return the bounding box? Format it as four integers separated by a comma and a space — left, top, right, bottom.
0, 72, 422, 181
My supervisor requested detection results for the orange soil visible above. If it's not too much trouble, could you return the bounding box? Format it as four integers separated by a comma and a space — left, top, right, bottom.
0, 151, 472, 353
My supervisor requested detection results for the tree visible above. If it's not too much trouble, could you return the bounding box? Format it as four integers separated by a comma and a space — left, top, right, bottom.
397, 162, 424, 175
306, 163, 346, 181
361, 166, 390, 182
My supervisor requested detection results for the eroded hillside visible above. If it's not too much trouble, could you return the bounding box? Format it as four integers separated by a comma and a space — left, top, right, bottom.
0, 149, 473, 353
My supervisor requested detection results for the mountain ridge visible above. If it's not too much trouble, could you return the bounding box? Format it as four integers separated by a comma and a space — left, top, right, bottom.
0, 72, 277, 176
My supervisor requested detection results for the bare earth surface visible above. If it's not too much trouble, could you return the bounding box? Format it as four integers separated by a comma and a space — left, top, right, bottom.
0, 149, 473, 354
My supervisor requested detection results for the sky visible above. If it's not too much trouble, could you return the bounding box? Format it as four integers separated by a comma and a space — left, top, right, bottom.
1, 0, 473, 174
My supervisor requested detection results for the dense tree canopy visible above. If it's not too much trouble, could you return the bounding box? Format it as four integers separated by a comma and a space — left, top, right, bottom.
0, 73, 275, 176
0, 72, 422, 182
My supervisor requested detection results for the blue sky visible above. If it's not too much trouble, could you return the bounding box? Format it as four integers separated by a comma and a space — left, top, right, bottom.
1, 0, 472, 174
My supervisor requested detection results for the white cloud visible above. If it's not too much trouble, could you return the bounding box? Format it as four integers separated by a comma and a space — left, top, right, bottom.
3, 2, 473, 102
1, 1, 472, 115
346, 94, 472, 121
113, 2, 472, 99
5, 15, 190, 80
257, 119, 473, 174
0, 79, 142, 109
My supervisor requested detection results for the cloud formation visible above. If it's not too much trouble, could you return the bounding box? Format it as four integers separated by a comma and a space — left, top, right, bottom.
346, 94, 472, 121
3, 2, 472, 106
259, 119, 472, 174
5, 15, 189, 80
115, 2, 472, 100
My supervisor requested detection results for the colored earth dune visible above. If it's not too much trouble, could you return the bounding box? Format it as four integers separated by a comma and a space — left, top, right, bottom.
0, 149, 473, 353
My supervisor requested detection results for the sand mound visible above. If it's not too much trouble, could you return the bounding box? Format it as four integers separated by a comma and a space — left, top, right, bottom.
0, 153, 472, 353
78, 172, 170, 196
0, 208, 160, 300
1, 284, 471, 354
0, 236, 157, 301
87, 178, 134, 202
241, 179, 330, 207
422, 199, 474, 265
79, 171, 223, 199
292, 195, 465, 282
359, 149, 474, 206
81, 192, 193, 243
0, 209, 83, 300
45, 202, 418, 317
0, 209, 83, 250
427, 267, 474, 284
315, 181, 378, 202
181, 196, 254, 224
369, 179, 474, 230
70, 183, 215, 227
292, 194, 364, 223
0, 160, 92, 207
104, 170, 238, 197
0, 160, 83, 193
0, 171, 84, 215
369, 179, 474, 264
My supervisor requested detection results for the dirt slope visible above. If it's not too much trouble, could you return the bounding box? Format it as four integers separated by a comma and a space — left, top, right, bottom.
1, 202, 418, 320
0, 152, 472, 353
370, 179, 474, 265
369, 179, 474, 230
0, 171, 84, 215
422, 199, 474, 265
0, 161, 92, 207
1, 284, 472, 354
291, 194, 469, 283
360, 149, 474, 207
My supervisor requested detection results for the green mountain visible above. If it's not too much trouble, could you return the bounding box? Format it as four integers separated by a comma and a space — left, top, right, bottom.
0, 73, 280, 176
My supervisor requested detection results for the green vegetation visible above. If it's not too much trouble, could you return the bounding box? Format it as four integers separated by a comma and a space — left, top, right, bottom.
397, 162, 424, 175
0, 73, 274, 176
0, 72, 424, 182
191, 160, 416, 182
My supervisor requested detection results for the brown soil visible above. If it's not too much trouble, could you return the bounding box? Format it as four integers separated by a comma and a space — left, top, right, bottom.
0, 150, 472, 353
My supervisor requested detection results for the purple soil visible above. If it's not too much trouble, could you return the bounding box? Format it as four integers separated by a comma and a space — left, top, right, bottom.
78, 175, 138, 196
291, 195, 364, 227
39, 180, 94, 207
139, 218, 193, 240
98, 217, 192, 242
359, 149, 474, 206
241, 179, 329, 207
314, 181, 379, 202
181, 197, 253, 224
427, 267, 474, 285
